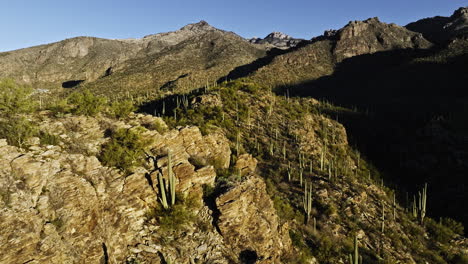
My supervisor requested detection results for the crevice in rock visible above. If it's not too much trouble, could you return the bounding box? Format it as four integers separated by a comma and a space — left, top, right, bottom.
202, 183, 227, 236
103, 67, 113, 77
102, 243, 109, 264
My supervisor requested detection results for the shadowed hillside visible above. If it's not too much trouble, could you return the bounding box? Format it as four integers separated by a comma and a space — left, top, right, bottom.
277, 39, 468, 227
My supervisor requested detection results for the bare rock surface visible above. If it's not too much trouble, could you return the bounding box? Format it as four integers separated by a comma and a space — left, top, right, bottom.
216, 173, 292, 263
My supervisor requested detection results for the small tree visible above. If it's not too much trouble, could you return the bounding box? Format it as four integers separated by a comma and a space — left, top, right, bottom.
108, 100, 136, 119
67, 89, 107, 116
0, 78, 35, 116
0, 79, 37, 147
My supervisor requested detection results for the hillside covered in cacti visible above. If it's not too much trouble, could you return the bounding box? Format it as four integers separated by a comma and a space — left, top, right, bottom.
0, 6, 467, 264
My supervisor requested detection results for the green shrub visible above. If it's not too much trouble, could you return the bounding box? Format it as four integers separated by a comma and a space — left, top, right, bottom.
440, 217, 464, 236
147, 192, 199, 235
108, 100, 136, 119
39, 131, 60, 145
426, 218, 455, 244
99, 127, 150, 172
0, 78, 35, 116
0, 116, 37, 148
449, 253, 468, 264
48, 99, 72, 117
67, 89, 107, 116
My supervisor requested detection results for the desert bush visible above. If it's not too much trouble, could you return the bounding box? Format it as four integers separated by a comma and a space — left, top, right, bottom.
48, 99, 72, 117
99, 127, 150, 172
39, 131, 60, 145
0, 116, 37, 148
440, 217, 464, 236
146, 192, 199, 235
0, 78, 35, 116
67, 89, 107, 116
426, 218, 456, 244
108, 100, 136, 119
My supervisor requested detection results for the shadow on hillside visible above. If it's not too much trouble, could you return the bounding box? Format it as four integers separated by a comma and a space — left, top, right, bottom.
217, 41, 311, 83
277, 48, 468, 227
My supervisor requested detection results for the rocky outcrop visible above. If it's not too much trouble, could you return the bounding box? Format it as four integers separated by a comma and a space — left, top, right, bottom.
191, 92, 223, 109
333, 17, 432, 60
250, 32, 304, 49
0, 141, 155, 263
0, 113, 297, 263
406, 7, 468, 44
216, 171, 291, 263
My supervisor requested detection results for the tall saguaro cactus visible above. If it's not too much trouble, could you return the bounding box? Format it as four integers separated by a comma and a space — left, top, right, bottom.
419, 183, 427, 224
168, 150, 176, 206
303, 181, 313, 224
349, 235, 362, 264
157, 150, 177, 209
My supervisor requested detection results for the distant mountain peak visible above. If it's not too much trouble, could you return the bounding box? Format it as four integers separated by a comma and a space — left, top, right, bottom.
180, 20, 215, 32
249, 32, 304, 49
265, 32, 293, 40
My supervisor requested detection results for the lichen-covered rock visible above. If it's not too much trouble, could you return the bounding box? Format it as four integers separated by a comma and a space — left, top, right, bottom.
216, 175, 291, 263
234, 153, 258, 175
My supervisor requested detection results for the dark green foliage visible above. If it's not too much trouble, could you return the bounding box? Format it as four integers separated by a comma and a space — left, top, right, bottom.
48, 99, 72, 117
288, 230, 314, 263
0, 79, 38, 147
39, 131, 60, 146
0, 116, 37, 148
99, 127, 150, 172
146, 192, 199, 235
440, 217, 464, 236
108, 100, 136, 119
449, 253, 468, 264
67, 89, 107, 116
0, 78, 35, 115
426, 218, 457, 244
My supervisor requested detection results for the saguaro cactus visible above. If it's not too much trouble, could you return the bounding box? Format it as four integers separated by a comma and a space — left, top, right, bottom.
349, 235, 362, 264
157, 150, 177, 209
419, 183, 427, 224
303, 181, 313, 224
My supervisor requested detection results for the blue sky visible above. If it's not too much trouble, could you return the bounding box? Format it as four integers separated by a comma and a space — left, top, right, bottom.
0, 0, 464, 52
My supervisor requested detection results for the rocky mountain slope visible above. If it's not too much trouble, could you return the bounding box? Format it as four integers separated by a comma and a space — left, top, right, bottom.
1, 6, 468, 264
1, 78, 467, 263
0, 21, 266, 98
238, 17, 431, 89
406, 7, 468, 44
219, 13, 468, 232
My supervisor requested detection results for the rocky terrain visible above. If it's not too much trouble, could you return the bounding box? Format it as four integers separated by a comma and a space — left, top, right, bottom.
406, 7, 468, 44
0, 21, 266, 97
0, 112, 292, 263
0, 6, 468, 264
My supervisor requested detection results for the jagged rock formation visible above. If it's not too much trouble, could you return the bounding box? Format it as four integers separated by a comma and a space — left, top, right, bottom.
0, 113, 294, 263
249, 32, 304, 49
216, 155, 291, 264
406, 7, 468, 44
332, 17, 431, 60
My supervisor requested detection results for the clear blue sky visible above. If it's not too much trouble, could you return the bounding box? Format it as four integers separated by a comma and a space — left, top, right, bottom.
0, 0, 464, 52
